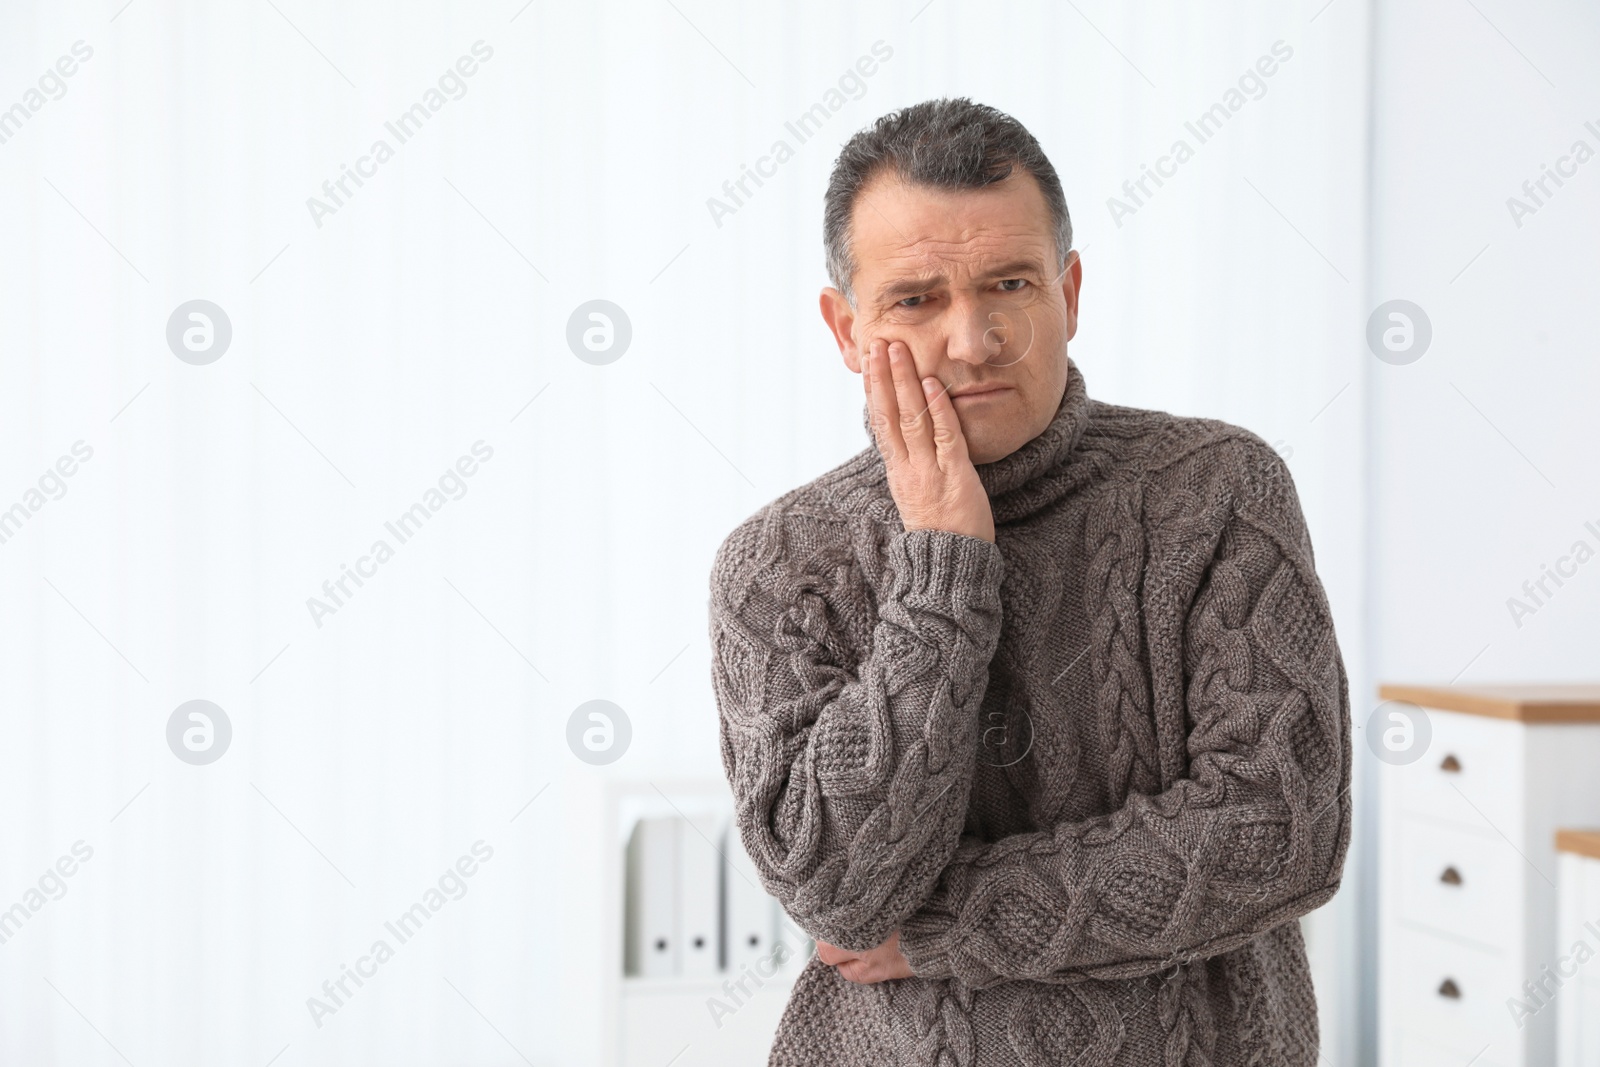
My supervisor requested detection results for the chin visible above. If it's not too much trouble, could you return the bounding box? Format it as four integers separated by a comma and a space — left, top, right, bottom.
957, 395, 1034, 464
964, 432, 1012, 466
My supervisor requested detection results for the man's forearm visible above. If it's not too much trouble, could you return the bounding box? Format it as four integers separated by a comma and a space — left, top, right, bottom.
713, 519, 1007, 950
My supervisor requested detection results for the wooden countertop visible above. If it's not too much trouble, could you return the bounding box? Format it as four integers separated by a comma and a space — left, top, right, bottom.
1376, 684, 1600, 723
1556, 829, 1600, 862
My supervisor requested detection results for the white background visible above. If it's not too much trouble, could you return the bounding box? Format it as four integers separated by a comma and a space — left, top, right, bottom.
0, 1, 1593, 1064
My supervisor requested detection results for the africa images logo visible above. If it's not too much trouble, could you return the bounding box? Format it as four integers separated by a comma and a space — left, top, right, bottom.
166, 700, 232, 766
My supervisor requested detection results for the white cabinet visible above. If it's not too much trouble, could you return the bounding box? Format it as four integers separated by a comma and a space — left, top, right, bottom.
1377, 684, 1600, 1067
1556, 832, 1600, 1067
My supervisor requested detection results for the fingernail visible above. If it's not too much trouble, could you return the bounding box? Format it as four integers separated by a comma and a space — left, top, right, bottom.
922, 377, 937, 394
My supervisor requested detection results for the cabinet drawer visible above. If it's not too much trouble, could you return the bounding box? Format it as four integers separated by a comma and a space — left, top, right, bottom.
1393, 927, 1520, 1055
1397, 818, 1521, 949
1390, 708, 1521, 831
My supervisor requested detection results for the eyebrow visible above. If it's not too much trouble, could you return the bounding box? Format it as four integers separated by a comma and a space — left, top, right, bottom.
875, 257, 1048, 302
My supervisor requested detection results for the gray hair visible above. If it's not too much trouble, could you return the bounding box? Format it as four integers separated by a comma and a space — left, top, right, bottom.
822, 97, 1072, 306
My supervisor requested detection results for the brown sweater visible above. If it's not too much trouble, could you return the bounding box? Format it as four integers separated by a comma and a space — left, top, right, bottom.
708, 356, 1352, 1066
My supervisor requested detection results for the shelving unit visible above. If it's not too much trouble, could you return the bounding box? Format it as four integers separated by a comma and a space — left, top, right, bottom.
595, 777, 811, 1067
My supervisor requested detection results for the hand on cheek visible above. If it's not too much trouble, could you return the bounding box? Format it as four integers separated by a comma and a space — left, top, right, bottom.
861, 334, 910, 384
861, 335, 994, 542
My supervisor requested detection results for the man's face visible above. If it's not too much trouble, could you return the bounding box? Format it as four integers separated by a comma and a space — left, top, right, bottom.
820, 168, 1082, 465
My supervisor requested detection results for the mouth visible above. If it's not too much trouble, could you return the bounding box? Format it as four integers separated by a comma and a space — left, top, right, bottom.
950, 385, 1013, 402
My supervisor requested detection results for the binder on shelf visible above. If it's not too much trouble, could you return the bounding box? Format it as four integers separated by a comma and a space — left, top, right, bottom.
723, 820, 779, 974
678, 811, 725, 978
624, 816, 679, 977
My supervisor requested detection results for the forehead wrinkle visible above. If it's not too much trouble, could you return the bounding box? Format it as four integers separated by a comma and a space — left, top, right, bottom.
895, 224, 1044, 256
877, 220, 1050, 264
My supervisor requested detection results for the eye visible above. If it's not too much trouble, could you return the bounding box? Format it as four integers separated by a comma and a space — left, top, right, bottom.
897, 294, 928, 308
997, 278, 1028, 292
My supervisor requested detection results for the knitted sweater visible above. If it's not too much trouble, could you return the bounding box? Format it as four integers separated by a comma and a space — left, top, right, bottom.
708, 356, 1352, 1066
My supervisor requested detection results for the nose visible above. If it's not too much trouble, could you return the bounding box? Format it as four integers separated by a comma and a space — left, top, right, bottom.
943, 293, 1009, 368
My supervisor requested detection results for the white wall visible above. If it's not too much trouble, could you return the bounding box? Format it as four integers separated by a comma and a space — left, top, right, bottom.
1370, 1, 1600, 695
1366, 1, 1600, 1061
0, 2, 1374, 1064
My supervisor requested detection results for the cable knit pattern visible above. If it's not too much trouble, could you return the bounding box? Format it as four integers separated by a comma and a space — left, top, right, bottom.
709, 357, 1352, 1066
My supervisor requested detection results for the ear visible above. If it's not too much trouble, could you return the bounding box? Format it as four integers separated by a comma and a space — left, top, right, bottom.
1060, 249, 1083, 343
819, 287, 862, 372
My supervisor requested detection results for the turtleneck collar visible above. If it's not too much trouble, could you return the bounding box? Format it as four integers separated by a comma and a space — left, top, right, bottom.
861, 356, 1094, 525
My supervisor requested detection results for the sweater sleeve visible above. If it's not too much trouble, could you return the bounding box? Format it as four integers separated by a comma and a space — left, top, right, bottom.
709, 514, 1006, 952
896, 440, 1352, 987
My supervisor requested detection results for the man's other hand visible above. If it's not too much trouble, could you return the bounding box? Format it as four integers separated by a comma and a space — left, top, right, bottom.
815, 930, 915, 984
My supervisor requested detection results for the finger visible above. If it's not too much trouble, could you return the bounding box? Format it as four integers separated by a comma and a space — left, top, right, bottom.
867, 339, 907, 466
888, 341, 935, 464
921, 371, 972, 473
815, 940, 856, 967
836, 959, 868, 984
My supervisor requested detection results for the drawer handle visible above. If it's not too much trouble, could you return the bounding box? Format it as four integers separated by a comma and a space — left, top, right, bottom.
1439, 866, 1463, 886
1438, 978, 1461, 999
1439, 754, 1462, 773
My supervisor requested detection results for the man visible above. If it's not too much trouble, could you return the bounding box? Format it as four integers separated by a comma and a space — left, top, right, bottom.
708, 97, 1351, 1066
